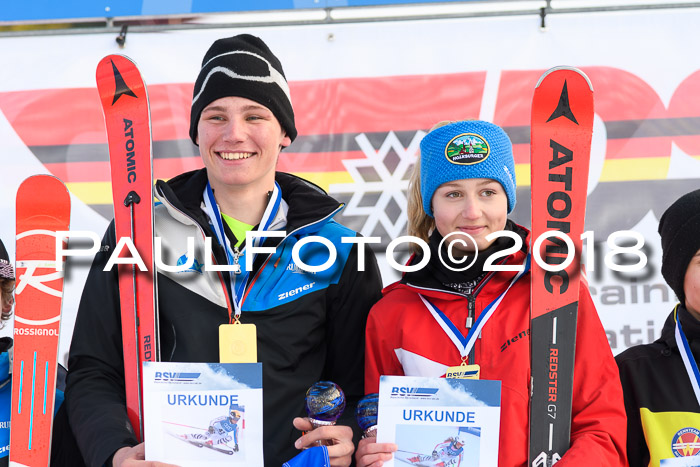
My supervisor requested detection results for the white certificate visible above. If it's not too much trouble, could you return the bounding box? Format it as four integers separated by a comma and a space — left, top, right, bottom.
143, 362, 263, 466
377, 375, 501, 467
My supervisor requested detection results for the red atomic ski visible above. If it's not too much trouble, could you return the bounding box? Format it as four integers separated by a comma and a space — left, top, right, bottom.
528, 67, 593, 466
10, 175, 71, 467
96, 54, 157, 442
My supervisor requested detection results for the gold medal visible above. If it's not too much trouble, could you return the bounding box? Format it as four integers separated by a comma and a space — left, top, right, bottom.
445, 363, 480, 380
219, 323, 257, 363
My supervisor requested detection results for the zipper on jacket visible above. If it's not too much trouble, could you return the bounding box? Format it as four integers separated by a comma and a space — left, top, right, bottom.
405, 268, 498, 366
408, 255, 513, 365
408, 249, 529, 371
466, 293, 476, 329
465, 256, 517, 364
466, 293, 476, 364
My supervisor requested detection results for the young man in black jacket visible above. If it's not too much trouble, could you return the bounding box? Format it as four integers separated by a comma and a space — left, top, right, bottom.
616, 188, 700, 465
65, 34, 383, 467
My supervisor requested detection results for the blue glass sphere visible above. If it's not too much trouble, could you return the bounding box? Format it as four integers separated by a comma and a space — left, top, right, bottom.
305, 381, 346, 423
356, 393, 379, 432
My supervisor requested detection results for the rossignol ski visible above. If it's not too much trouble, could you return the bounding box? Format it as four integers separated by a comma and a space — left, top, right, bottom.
96, 54, 157, 442
528, 67, 594, 466
10, 175, 70, 467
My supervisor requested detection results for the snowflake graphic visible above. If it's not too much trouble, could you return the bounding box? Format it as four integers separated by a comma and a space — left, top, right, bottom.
329, 130, 425, 240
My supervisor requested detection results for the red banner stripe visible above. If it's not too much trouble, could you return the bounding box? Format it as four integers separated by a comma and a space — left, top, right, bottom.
0, 74, 484, 146
1, 67, 698, 163
292, 72, 486, 135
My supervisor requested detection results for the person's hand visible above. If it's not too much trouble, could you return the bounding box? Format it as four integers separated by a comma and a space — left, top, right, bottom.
355, 436, 397, 467
293, 417, 354, 467
112, 443, 181, 467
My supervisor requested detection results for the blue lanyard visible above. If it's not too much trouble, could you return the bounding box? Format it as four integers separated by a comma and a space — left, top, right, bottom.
674, 305, 700, 405
203, 182, 282, 321
420, 255, 530, 360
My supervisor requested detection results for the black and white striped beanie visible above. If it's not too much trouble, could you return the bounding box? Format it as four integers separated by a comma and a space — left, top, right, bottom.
0, 239, 13, 280
189, 34, 297, 144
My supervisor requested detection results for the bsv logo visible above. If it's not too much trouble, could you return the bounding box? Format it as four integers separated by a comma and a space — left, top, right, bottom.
391, 387, 439, 397
154, 372, 200, 382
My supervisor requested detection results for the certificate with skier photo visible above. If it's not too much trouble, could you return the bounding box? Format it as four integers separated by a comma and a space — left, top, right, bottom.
377, 375, 501, 467
143, 362, 263, 466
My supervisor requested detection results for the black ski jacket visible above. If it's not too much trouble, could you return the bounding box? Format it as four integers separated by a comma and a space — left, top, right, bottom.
65, 169, 382, 467
616, 305, 700, 466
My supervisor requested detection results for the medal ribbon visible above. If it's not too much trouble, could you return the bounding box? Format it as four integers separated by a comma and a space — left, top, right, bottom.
674, 305, 700, 405
419, 255, 530, 360
203, 181, 282, 321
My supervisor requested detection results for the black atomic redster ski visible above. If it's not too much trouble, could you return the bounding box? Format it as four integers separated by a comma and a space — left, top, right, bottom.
529, 67, 593, 466
96, 54, 158, 442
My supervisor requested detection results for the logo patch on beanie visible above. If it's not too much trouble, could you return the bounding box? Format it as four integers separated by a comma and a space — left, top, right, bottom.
444, 133, 490, 165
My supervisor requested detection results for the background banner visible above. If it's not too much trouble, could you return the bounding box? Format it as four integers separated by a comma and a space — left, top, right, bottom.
2, 7, 699, 362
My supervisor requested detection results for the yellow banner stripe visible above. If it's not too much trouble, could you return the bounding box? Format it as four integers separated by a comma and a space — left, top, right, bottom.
292, 172, 354, 192
514, 157, 687, 187
598, 157, 672, 182
66, 182, 114, 205
515, 164, 530, 187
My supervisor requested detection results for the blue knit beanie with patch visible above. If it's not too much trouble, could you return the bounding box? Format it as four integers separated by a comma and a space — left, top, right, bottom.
420, 120, 516, 217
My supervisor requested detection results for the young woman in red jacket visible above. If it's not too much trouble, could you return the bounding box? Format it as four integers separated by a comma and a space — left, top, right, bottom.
356, 120, 627, 467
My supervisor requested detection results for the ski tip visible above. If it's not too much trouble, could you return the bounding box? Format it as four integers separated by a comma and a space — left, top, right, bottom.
18, 174, 69, 195
16, 174, 71, 223
96, 54, 140, 85
98, 53, 136, 66
535, 66, 593, 92
20, 173, 65, 183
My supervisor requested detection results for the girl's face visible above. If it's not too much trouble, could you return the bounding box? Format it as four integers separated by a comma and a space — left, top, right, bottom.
431, 178, 508, 253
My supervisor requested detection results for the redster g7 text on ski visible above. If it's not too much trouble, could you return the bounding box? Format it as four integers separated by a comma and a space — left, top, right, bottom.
548, 348, 558, 403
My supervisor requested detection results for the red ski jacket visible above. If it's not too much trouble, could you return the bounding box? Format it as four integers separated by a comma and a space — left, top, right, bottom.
365, 226, 627, 466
